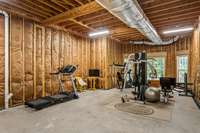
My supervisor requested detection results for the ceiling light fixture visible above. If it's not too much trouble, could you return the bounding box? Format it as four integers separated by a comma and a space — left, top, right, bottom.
163, 27, 193, 34
89, 29, 109, 37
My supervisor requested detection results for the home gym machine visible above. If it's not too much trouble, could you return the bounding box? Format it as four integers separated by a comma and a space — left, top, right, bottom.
160, 77, 176, 103
121, 52, 147, 103
25, 65, 79, 110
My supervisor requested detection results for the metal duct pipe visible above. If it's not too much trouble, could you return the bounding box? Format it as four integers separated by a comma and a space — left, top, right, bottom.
96, 0, 179, 45
0, 10, 11, 109
131, 36, 179, 45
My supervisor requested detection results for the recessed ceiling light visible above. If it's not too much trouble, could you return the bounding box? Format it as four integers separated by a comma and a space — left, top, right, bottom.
163, 27, 193, 34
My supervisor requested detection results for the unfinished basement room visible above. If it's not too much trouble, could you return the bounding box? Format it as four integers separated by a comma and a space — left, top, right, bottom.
0, 0, 200, 133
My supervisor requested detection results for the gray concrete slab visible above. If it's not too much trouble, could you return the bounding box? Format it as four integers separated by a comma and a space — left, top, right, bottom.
0, 89, 200, 133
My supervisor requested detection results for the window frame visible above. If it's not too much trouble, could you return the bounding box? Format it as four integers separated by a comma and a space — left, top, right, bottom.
176, 53, 189, 83
147, 52, 166, 80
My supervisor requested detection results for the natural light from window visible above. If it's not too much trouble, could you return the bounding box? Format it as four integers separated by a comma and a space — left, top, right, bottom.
147, 57, 165, 80
177, 55, 188, 83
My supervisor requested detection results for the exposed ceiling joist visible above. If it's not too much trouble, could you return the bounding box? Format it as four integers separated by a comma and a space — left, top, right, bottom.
42, 1, 103, 25
68, 18, 94, 30
35, 0, 64, 13
23, 0, 58, 15
73, 0, 83, 6
0, 0, 198, 42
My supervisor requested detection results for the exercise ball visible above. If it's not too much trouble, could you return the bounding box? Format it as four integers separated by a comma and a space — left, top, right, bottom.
145, 87, 160, 102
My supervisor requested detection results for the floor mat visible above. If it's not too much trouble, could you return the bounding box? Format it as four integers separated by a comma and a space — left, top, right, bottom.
103, 90, 175, 121
115, 103, 154, 115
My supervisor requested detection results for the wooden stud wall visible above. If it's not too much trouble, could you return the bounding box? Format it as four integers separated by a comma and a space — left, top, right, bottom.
191, 24, 200, 104
2, 13, 199, 107
9, 15, 94, 106
6, 15, 124, 106
0, 15, 4, 109
121, 36, 191, 79
106, 38, 123, 89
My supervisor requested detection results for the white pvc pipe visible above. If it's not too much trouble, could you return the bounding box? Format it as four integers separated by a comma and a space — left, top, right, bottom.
0, 10, 10, 109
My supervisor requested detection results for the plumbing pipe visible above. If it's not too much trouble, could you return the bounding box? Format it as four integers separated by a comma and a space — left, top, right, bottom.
0, 10, 11, 109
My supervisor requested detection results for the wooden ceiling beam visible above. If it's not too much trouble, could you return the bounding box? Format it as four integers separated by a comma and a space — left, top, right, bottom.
57, 11, 111, 27
112, 32, 142, 36
50, 0, 70, 10
76, 9, 107, 21
42, 1, 103, 25
142, 0, 181, 10
151, 11, 200, 23
23, 0, 58, 15
65, 25, 83, 29
16, 0, 53, 17
87, 18, 117, 26
110, 27, 138, 32
0, 1, 47, 19
73, 0, 83, 6
106, 23, 127, 29
148, 5, 200, 19
0, 4, 42, 22
152, 16, 198, 26
62, 0, 76, 8
83, 16, 114, 25
145, 0, 200, 15
48, 24, 87, 38
68, 18, 94, 30
89, 20, 121, 28
112, 35, 143, 38
59, 21, 75, 27
34, 0, 64, 13
155, 21, 196, 29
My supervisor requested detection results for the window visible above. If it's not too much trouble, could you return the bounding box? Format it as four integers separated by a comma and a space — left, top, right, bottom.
177, 55, 188, 82
147, 57, 165, 80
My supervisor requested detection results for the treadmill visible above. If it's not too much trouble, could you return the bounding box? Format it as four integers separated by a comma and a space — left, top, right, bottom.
25, 65, 79, 110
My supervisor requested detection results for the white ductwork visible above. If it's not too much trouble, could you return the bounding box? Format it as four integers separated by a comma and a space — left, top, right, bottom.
130, 36, 179, 45
96, 0, 179, 45
0, 10, 12, 110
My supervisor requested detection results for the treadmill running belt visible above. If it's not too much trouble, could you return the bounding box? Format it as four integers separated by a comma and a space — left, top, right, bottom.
49, 94, 72, 102
25, 98, 52, 110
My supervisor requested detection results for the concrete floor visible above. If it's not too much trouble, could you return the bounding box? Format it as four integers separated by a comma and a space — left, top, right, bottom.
0, 89, 200, 133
